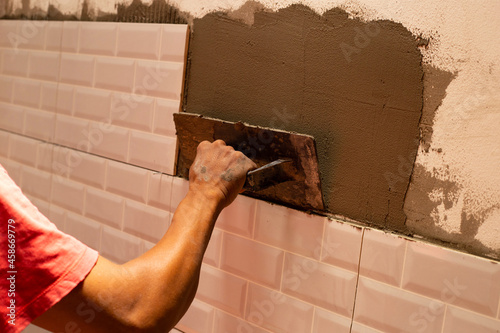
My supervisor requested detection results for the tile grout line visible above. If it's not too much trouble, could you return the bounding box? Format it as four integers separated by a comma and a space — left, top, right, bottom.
439, 305, 448, 333
349, 227, 365, 333
399, 240, 409, 288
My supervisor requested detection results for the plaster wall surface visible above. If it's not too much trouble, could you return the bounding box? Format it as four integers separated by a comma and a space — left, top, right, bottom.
1, 0, 499, 258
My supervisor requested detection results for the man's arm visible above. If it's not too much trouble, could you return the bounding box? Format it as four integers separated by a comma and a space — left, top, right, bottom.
32, 140, 256, 332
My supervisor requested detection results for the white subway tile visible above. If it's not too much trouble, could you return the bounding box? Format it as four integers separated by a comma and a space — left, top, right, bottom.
197, 264, 248, 318
321, 219, 363, 272
0, 76, 13, 102
106, 160, 149, 203
443, 306, 500, 333
20, 165, 52, 199
117, 24, 161, 60
402, 242, 500, 317
0, 158, 22, 185
2, 49, 29, 77
59, 53, 94, 86
0, 131, 10, 157
44, 21, 63, 51
353, 277, 445, 333
312, 307, 351, 333
54, 114, 90, 151
55, 84, 75, 115
74, 87, 111, 122
51, 177, 85, 214
350, 322, 384, 333
128, 131, 176, 173
0, 103, 24, 133
204, 228, 222, 267
35, 142, 54, 172
255, 201, 326, 259
217, 194, 256, 238
176, 299, 214, 333
9, 134, 37, 167
282, 252, 357, 317
29, 51, 60, 81
360, 228, 407, 286
123, 200, 170, 243
101, 226, 144, 264
134, 60, 184, 100
110, 92, 154, 132
221, 233, 284, 289
67, 151, 107, 190
170, 176, 189, 211
65, 211, 101, 251
214, 310, 270, 333
13, 78, 41, 108
87, 121, 130, 162
153, 98, 178, 137
40, 82, 58, 112
95, 57, 135, 92
85, 187, 124, 229
48, 204, 66, 231
61, 21, 80, 53
0, 20, 19, 47
17, 20, 47, 50
79, 22, 117, 56
160, 24, 189, 63
245, 283, 314, 333
148, 172, 173, 211
24, 108, 55, 141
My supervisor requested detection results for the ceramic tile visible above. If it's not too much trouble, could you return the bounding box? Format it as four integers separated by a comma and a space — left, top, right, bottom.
254, 201, 326, 259
20, 166, 52, 199
79, 22, 117, 56
87, 121, 130, 162
29, 51, 60, 81
95, 57, 135, 93
74, 87, 111, 122
197, 264, 248, 317
54, 114, 89, 150
148, 172, 173, 211
170, 176, 189, 211
117, 24, 161, 60
204, 228, 222, 267
0, 158, 22, 186
13, 78, 41, 109
2, 49, 29, 77
17, 21, 47, 50
353, 277, 445, 333
221, 232, 284, 289
106, 160, 149, 202
61, 21, 80, 53
282, 252, 357, 316
51, 145, 75, 179
0, 131, 9, 157
0, 103, 24, 133
44, 21, 63, 51
176, 299, 214, 333
350, 322, 384, 333
35, 142, 54, 172
9, 134, 37, 167
160, 24, 189, 63
55, 84, 75, 115
51, 177, 85, 214
402, 242, 500, 317
28, 196, 50, 221
40, 82, 58, 112
85, 187, 124, 229
213, 310, 270, 333
153, 98, 179, 136
0, 76, 13, 102
100, 226, 144, 264
0, 20, 19, 48
443, 306, 500, 333
359, 228, 407, 286
321, 219, 363, 272
123, 200, 170, 243
59, 53, 94, 86
23, 108, 55, 141
245, 283, 314, 333
65, 211, 101, 251
128, 131, 176, 174
110, 93, 154, 132
67, 151, 107, 190
312, 307, 351, 333
134, 60, 184, 100
217, 194, 256, 238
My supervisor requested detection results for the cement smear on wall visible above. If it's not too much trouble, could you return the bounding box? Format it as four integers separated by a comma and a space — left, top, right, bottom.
185, 4, 425, 231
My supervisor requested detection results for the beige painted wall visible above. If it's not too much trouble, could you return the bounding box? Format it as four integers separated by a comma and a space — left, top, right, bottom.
2, 0, 499, 257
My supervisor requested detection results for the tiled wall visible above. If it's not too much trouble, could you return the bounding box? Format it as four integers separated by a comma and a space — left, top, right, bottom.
1, 20, 499, 333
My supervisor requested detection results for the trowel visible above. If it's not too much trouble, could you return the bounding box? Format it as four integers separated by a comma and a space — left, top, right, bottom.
174, 113, 324, 211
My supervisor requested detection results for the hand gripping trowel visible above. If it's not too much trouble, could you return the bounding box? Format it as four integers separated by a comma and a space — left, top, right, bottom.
174, 113, 324, 211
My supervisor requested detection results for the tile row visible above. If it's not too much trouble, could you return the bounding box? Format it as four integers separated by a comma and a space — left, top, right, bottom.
0, 20, 189, 62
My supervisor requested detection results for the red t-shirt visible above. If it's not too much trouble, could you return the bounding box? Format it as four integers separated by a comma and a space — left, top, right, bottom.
0, 164, 99, 332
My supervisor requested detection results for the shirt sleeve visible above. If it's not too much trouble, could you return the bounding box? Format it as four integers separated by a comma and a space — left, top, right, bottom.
0, 164, 99, 333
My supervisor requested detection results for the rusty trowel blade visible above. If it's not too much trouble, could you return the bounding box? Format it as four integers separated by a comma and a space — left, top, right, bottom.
243, 159, 292, 192
174, 113, 324, 211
